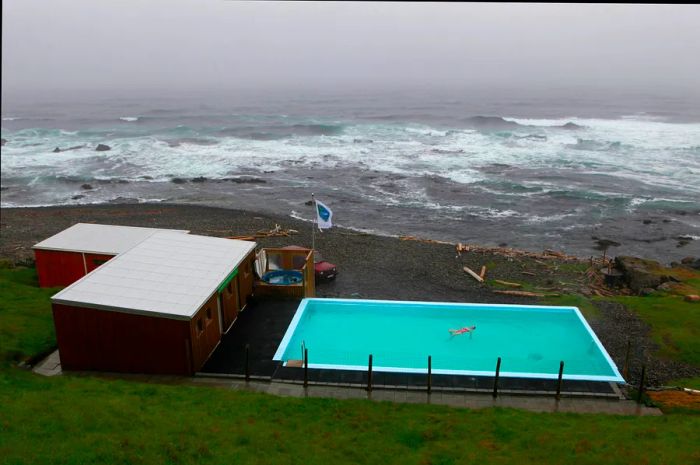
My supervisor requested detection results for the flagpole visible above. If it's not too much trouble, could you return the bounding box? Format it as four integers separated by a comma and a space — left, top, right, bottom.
311, 193, 315, 255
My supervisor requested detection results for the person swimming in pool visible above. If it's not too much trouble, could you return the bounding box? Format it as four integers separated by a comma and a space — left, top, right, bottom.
449, 325, 476, 336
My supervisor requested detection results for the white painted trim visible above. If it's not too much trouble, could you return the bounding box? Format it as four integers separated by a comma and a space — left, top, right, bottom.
282, 361, 623, 382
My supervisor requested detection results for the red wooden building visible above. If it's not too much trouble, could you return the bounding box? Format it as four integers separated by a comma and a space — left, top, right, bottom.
50, 231, 257, 375
33, 223, 188, 287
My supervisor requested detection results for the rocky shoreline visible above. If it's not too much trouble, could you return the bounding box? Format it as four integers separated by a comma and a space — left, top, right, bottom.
1, 203, 697, 386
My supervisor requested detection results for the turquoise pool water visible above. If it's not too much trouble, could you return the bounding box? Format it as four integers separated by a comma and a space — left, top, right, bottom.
273, 298, 624, 382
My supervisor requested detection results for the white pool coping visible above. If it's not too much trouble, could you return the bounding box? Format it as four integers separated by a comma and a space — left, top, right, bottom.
273, 298, 625, 383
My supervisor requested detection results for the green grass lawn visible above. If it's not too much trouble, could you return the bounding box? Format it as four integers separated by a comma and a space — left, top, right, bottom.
2, 266, 700, 465
3, 368, 700, 465
611, 276, 700, 368
0, 266, 59, 365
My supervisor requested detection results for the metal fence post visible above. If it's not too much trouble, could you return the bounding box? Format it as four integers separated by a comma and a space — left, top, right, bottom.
556, 361, 564, 400
427, 355, 432, 394
367, 354, 373, 392
493, 357, 501, 398
637, 365, 646, 403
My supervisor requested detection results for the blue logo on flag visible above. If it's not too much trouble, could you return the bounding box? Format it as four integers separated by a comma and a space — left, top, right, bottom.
317, 204, 331, 221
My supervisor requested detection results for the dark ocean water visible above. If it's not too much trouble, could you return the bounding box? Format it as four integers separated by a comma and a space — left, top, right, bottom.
2, 86, 699, 262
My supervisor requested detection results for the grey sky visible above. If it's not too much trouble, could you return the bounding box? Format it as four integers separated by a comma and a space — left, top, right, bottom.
2, 1, 699, 93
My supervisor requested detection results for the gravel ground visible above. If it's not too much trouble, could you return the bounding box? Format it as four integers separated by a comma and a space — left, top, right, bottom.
0, 203, 577, 304
1, 203, 695, 385
591, 301, 699, 386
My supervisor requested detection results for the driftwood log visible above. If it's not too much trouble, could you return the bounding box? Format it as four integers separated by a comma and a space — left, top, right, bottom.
493, 280, 522, 288
463, 266, 484, 283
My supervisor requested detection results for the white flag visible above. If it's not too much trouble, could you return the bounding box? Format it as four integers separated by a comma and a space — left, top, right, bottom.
315, 199, 333, 230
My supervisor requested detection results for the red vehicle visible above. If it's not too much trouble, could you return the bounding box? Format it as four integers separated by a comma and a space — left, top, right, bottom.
281, 246, 338, 281
313, 251, 338, 281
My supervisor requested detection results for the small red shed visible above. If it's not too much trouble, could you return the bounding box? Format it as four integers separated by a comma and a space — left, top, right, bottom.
50, 232, 257, 375
33, 223, 189, 288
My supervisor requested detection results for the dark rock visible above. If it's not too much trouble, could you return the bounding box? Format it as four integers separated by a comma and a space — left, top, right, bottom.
140, 175, 154, 180
0, 187, 8, 191
171, 178, 187, 184
615, 256, 674, 293
108, 196, 139, 204
191, 176, 208, 183
677, 236, 695, 249
499, 243, 508, 247
229, 177, 266, 184
55, 145, 85, 153
642, 219, 653, 225
663, 219, 671, 223
304, 200, 313, 206
80, 184, 93, 190
639, 288, 656, 296
71, 194, 86, 200
95, 144, 111, 152
656, 282, 676, 292
117, 179, 130, 184
681, 256, 696, 265
1, 138, 6, 146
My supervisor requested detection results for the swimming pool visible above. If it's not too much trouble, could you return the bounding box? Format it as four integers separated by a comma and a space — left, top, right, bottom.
273, 298, 624, 382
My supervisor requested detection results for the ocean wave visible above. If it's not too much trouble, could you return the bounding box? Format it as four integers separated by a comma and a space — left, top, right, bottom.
566, 138, 623, 151
119, 116, 140, 122
165, 137, 219, 147
463, 116, 524, 130
217, 123, 345, 140
462, 116, 584, 132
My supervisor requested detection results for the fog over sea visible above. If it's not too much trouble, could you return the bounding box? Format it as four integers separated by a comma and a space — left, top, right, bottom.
2, 86, 699, 262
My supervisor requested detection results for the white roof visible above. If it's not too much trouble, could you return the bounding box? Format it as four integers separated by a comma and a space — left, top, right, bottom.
33, 223, 189, 255
52, 232, 256, 320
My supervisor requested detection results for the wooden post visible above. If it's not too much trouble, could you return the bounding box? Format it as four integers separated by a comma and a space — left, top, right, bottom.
637, 365, 646, 403
493, 357, 501, 398
367, 354, 373, 392
304, 348, 309, 388
245, 344, 250, 382
555, 361, 564, 400
622, 339, 631, 380
427, 356, 432, 394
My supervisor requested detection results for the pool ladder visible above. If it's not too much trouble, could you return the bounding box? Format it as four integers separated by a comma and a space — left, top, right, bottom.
301, 340, 306, 360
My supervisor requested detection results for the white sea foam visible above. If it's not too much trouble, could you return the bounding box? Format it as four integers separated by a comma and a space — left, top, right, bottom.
119, 116, 140, 122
